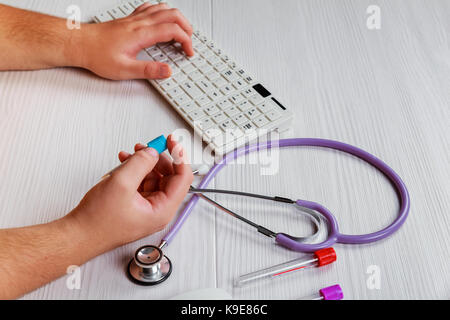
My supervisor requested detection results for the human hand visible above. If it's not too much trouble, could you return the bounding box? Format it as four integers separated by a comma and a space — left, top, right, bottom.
68, 135, 193, 252
74, 2, 194, 80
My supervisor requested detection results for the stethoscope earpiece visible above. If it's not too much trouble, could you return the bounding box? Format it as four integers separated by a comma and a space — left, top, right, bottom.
127, 245, 172, 286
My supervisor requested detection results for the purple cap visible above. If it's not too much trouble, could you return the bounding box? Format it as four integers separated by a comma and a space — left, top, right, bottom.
319, 285, 344, 300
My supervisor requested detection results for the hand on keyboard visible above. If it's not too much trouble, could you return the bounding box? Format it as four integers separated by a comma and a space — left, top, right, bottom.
79, 2, 194, 80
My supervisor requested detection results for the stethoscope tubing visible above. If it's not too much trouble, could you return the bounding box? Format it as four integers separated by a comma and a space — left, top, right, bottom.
162, 138, 410, 253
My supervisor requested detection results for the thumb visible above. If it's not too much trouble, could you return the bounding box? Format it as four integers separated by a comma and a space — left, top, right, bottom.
114, 148, 160, 190
123, 59, 172, 80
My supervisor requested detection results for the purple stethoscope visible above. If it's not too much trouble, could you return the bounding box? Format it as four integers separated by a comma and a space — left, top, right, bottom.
127, 138, 410, 286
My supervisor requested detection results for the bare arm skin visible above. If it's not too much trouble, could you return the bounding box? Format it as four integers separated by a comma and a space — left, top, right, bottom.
0, 3, 194, 79
0, 3, 195, 299
0, 135, 193, 299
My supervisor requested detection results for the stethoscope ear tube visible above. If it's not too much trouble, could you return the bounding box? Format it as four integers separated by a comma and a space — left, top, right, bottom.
164, 138, 411, 253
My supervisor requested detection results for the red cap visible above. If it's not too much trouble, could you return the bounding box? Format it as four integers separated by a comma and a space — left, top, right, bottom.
314, 248, 337, 267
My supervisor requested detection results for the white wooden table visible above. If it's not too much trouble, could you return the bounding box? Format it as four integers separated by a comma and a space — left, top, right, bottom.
0, 0, 448, 300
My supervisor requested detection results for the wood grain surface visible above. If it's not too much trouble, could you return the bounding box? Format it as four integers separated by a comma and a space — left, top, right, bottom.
0, 0, 448, 300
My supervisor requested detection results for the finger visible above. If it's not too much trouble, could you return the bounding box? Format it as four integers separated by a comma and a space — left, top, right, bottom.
118, 151, 131, 163
142, 174, 160, 192
134, 143, 147, 152
140, 23, 194, 57
118, 143, 146, 163
131, 2, 169, 17
155, 153, 175, 176
113, 148, 160, 190
147, 8, 193, 36
122, 60, 171, 80
167, 135, 192, 176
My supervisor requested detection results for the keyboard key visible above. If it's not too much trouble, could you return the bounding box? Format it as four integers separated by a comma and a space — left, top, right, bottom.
220, 85, 234, 96
204, 105, 221, 116
173, 72, 187, 83
207, 41, 217, 49
198, 64, 213, 74
242, 74, 255, 84
217, 98, 233, 110
224, 106, 240, 117
198, 79, 214, 93
212, 77, 227, 88
154, 53, 168, 62
108, 8, 126, 19
200, 49, 214, 58
95, 12, 113, 23
246, 107, 261, 119
147, 46, 162, 57
188, 110, 206, 121
220, 120, 237, 131
243, 87, 257, 98
241, 122, 257, 132
208, 90, 223, 101
160, 80, 177, 91
162, 45, 178, 55
237, 100, 252, 112
232, 79, 247, 90
226, 128, 244, 140
207, 55, 221, 64
191, 57, 207, 67
229, 61, 239, 70
205, 70, 220, 81
194, 43, 207, 51
119, 3, 134, 15
167, 87, 184, 98
257, 101, 276, 113
181, 81, 203, 98
196, 95, 211, 107
221, 69, 239, 82
181, 103, 196, 114
212, 112, 227, 124
266, 110, 282, 121
249, 94, 265, 106
254, 115, 270, 128
182, 63, 196, 74
169, 52, 184, 61
230, 93, 245, 104
130, 0, 145, 8
175, 58, 191, 68
233, 113, 248, 125
204, 127, 222, 140
188, 70, 203, 81
173, 94, 191, 106
196, 118, 215, 131
220, 54, 231, 63
214, 62, 228, 72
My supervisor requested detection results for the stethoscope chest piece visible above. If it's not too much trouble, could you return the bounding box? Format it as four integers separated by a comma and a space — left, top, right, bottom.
127, 245, 172, 286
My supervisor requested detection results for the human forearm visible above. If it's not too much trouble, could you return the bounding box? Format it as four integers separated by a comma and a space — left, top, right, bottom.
0, 137, 192, 299
0, 3, 194, 79
0, 4, 83, 70
0, 212, 106, 299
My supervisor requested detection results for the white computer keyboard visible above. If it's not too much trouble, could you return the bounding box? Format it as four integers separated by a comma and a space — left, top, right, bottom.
94, 0, 293, 156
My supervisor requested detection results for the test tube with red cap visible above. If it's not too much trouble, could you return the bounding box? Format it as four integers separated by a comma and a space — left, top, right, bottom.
235, 248, 337, 287
300, 284, 344, 300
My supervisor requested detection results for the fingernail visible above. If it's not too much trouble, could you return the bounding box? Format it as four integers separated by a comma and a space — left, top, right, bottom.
159, 64, 171, 78
145, 148, 159, 158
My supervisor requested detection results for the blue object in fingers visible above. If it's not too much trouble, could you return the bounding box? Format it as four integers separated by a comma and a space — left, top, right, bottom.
147, 135, 168, 154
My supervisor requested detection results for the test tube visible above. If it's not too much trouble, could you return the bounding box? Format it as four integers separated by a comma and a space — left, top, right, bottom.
235, 248, 336, 287
300, 285, 344, 300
